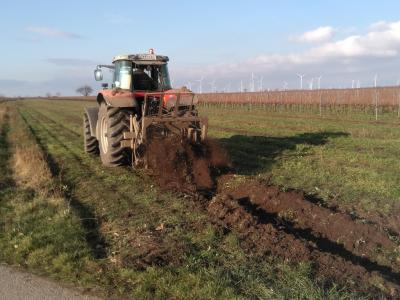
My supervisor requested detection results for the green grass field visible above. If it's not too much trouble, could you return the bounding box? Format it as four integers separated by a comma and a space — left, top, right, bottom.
1, 99, 399, 299
203, 105, 400, 213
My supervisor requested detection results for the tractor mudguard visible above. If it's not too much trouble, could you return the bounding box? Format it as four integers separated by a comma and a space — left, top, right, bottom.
97, 90, 139, 108
84, 107, 99, 137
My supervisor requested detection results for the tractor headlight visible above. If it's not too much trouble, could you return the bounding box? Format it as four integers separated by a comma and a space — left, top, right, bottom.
163, 94, 177, 109
163, 92, 197, 108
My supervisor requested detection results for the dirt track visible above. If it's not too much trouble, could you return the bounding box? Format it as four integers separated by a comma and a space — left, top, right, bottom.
0, 264, 100, 300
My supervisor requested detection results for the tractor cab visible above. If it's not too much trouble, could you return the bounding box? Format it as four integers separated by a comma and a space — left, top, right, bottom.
94, 50, 172, 92
93, 50, 197, 113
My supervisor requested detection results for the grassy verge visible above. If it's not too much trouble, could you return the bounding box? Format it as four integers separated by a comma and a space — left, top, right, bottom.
0, 99, 378, 299
0, 104, 97, 288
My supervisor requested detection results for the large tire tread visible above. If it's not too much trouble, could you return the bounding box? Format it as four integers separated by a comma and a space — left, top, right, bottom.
99, 104, 131, 167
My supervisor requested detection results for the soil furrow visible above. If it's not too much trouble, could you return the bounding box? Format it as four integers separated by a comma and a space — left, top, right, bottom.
220, 180, 399, 268
208, 191, 399, 297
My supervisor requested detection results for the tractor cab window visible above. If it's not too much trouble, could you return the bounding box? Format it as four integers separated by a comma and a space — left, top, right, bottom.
113, 60, 132, 90
132, 64, 172, 91
132, 65, 157, 91
160, 64, 172, 90
112, 61, 172, 91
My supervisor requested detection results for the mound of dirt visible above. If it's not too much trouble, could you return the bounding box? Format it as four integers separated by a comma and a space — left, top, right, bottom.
210, 176, 400, 297
146, 136, 230, 193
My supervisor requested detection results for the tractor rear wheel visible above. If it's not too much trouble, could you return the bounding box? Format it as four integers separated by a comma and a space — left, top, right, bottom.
83, 113, 99, 154
98, 103, 131, 167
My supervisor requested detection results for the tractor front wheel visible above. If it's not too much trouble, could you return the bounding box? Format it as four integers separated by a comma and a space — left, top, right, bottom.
98, 103, 130, 167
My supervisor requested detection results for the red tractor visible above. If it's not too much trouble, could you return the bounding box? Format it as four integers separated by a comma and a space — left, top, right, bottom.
83, 50, 207, 167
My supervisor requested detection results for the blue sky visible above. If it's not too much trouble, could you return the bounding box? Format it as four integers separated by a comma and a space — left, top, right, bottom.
2, 0, 400, 95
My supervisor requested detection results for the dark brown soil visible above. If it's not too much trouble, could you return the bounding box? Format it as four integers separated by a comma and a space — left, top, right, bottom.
144, 137, 400, 298
329, 202, 400, 242
146, 136, 230, 193
217, 179, 397, 263
210, 176, 400, 297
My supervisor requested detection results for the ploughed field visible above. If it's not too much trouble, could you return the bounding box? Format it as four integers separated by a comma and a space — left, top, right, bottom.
0, 99, 400, 299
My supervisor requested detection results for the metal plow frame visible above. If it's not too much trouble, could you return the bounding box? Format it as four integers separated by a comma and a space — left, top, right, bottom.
121, 92, 208, 167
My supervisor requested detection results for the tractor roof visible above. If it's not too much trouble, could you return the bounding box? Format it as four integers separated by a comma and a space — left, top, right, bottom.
113, 53, 169, 65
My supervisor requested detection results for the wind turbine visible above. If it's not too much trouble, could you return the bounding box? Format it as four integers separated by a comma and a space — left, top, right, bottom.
240, 80, 243, 92
316, 76, 322, 89
297, 73, 305, 90
186, 81, 192, 91
374, 74, 378, 87
195, 76, 204, 93
351, 80, 355, 89
251, 73, 256, 92
259, 76, 264, 92
308, 78, 314, 90
283, 81, 288, 91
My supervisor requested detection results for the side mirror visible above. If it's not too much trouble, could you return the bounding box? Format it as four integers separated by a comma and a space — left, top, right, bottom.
94, 68, 103, 81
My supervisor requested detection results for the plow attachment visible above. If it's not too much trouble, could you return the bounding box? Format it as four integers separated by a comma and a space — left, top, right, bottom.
120, 91, 208, 167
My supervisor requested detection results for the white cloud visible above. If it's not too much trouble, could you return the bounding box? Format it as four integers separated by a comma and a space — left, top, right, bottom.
25, 26, 83, 39
177, 20, 400, 80
308, 21, 400, 60
292, 26, 336, 43
369, 21, 391, 31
